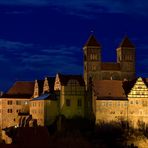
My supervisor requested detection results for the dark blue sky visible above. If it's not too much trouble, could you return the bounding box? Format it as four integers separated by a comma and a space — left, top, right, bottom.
0, 0, 148, 91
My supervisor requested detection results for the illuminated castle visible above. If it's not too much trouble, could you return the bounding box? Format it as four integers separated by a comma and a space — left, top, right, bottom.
0, 35, 148, 138
83, 35, 136, 87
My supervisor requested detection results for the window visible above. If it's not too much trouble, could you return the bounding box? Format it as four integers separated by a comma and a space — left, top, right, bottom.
77, 99, 82, 107
130, 101, 133, 104
117, 102, 120, 106
124, 102, 127, 106
90, 54, 97, 60
16, 100, 21, 105
16, 109, 21, 113
8, 100, 12, 105
66, 99, 71, 107
8, 109, 12, 113
109, 102, 112, 106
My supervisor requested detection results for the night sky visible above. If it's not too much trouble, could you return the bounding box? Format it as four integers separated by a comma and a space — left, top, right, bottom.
0, 0, 148, 91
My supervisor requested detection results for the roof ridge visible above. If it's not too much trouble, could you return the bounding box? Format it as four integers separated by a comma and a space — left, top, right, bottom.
84, 34, 101, 47
119, 36, 135, 48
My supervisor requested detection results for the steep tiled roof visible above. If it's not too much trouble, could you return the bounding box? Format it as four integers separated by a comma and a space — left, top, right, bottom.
2, 81, 34, 98
101, 62, 120, 71
58, 73, 85, 86
93, 80, 127, 100
84, 34, 101, 47
119, 36, 135, 48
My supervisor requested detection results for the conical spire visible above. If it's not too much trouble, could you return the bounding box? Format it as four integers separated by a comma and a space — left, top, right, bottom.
119, 36, 135, 48
84, 34, 101, 47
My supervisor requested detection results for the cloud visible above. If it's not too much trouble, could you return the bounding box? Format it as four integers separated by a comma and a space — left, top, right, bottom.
5, 10, 32, 15
0, 0, 49, 6
0, 39, 33, 50
20, 45, 82, 72
0, 0, 148, 18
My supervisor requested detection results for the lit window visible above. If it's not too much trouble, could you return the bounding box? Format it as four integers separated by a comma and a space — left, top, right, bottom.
66, 99, 71, 107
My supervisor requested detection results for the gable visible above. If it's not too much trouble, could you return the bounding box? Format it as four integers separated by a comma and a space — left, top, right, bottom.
54, 74, 61, 91
128, 77, 148, 98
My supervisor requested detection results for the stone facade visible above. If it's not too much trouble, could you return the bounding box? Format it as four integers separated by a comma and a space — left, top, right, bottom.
30, 74, 85, 126
93, 78, 148, 128
0, 82, 34, 129
128, 77, 148, 127
83, 35, 135, 88
0, 98, 30, 128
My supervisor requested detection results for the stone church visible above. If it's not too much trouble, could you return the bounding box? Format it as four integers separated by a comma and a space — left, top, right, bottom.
83, 35, 135, 87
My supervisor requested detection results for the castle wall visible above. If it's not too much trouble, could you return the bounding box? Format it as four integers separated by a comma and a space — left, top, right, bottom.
30, 100, 45, 126
1, 98, 30, 129
95, 99, 128, 123
128, 97, 148, 128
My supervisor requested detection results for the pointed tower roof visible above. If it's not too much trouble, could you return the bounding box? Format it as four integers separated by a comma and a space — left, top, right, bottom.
84, 34, 101, 47
119, 36, 135, 48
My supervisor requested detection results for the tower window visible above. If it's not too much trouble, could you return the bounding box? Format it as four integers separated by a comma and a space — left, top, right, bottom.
90, 54, 97, 60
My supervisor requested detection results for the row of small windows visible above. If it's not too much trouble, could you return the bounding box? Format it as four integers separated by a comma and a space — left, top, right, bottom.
7, 109, 21, 113
31, 109, 43, 114
130, 100, 148, 106
90, 54, 98, 60
130, 91, 147, 95
96, 109, 148, 115
100, 102, 128, 107
122, 55, 134, 61
31, 102, 44, 107
99, 100, 148, 107
7, 100, 28, 105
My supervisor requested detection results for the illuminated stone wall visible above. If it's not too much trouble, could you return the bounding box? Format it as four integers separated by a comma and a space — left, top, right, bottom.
30, 100, 58, 126
30, 100, 45, 126
128, 77, 148, 127
95, 77, 148, 127
95, 99, 128, 123
1, 98, 30, 129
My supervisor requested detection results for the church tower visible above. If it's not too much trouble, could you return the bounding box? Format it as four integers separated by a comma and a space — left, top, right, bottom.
116, 36, 136, 80
83, 34, 101, 88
